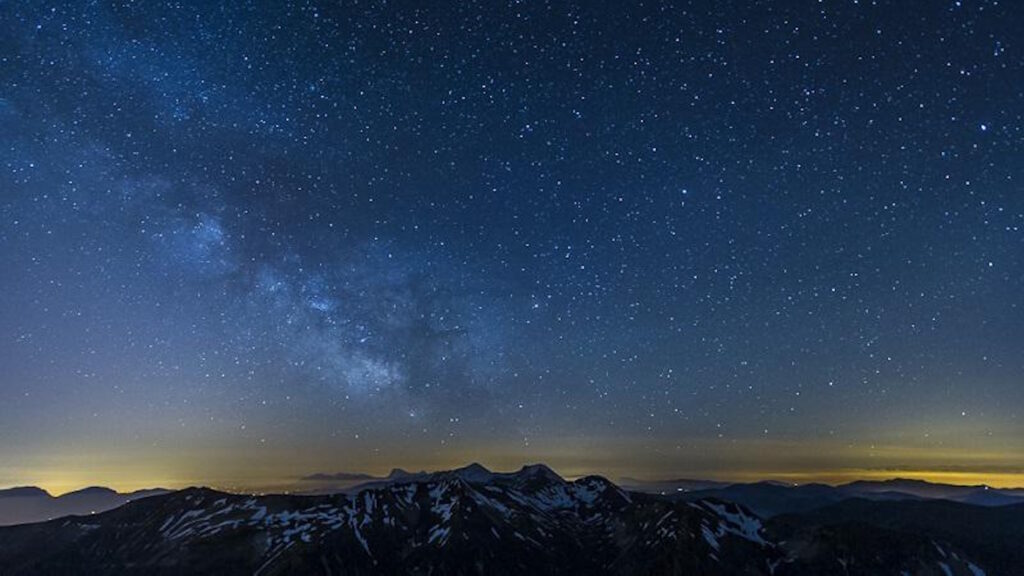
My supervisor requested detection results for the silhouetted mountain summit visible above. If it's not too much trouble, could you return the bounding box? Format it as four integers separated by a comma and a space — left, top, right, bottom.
387, 467, 420, 479
448, 462, 495, 482
516, 462, 561, 479
62, 486, 118, 497
0, 487, 51, 499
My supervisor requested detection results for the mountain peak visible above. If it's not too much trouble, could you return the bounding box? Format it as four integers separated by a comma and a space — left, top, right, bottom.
387, 468, 411, 479
452, 462, 494, 482
61, 486, 118, 498
0, 486, 50, 498
883, 478, 934, 486
301, 471, 376, 482
387, 468, 430, 480
515, 463, 562, 481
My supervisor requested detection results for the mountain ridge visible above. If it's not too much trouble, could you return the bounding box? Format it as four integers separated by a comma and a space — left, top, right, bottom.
0, 464, 1013, 575
624, 476, 1024, 517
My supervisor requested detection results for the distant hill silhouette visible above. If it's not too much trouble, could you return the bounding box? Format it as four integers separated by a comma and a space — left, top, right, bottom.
0, 486, 169, 526
626, 476, 1024, 517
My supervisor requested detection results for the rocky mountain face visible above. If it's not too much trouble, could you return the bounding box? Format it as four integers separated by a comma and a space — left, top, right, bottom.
0, 464, 1007, 575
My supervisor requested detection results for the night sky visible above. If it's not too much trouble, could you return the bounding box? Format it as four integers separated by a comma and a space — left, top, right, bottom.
2, 1, 1022, 494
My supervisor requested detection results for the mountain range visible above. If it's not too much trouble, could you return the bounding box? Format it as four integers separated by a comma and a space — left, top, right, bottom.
297, 468, 1024, 518
0, 485, 170, 526
0, 463, 1019, 575
626, 477, 1024, 517
296, 467, 434, 495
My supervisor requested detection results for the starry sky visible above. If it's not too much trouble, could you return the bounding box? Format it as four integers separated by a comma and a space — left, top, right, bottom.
1, 1, 1022, 494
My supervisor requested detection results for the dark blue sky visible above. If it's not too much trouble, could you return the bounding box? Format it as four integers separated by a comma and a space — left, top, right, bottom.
1, 0, 1022, 492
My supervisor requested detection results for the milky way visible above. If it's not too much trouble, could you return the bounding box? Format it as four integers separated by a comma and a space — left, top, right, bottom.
1, 1, 1022, 492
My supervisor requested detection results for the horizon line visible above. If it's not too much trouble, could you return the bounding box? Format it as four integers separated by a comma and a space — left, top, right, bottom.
6, 466, 1024, 497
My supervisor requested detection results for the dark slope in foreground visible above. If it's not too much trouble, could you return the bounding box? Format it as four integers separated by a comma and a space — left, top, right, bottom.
769, 498, 1024, 575
0, 464, 1009, 576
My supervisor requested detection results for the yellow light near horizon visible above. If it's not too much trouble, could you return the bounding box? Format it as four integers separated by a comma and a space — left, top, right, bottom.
17, 465, 1024, 496
7, 435, 1023, 494
710, 469, 1024, 488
